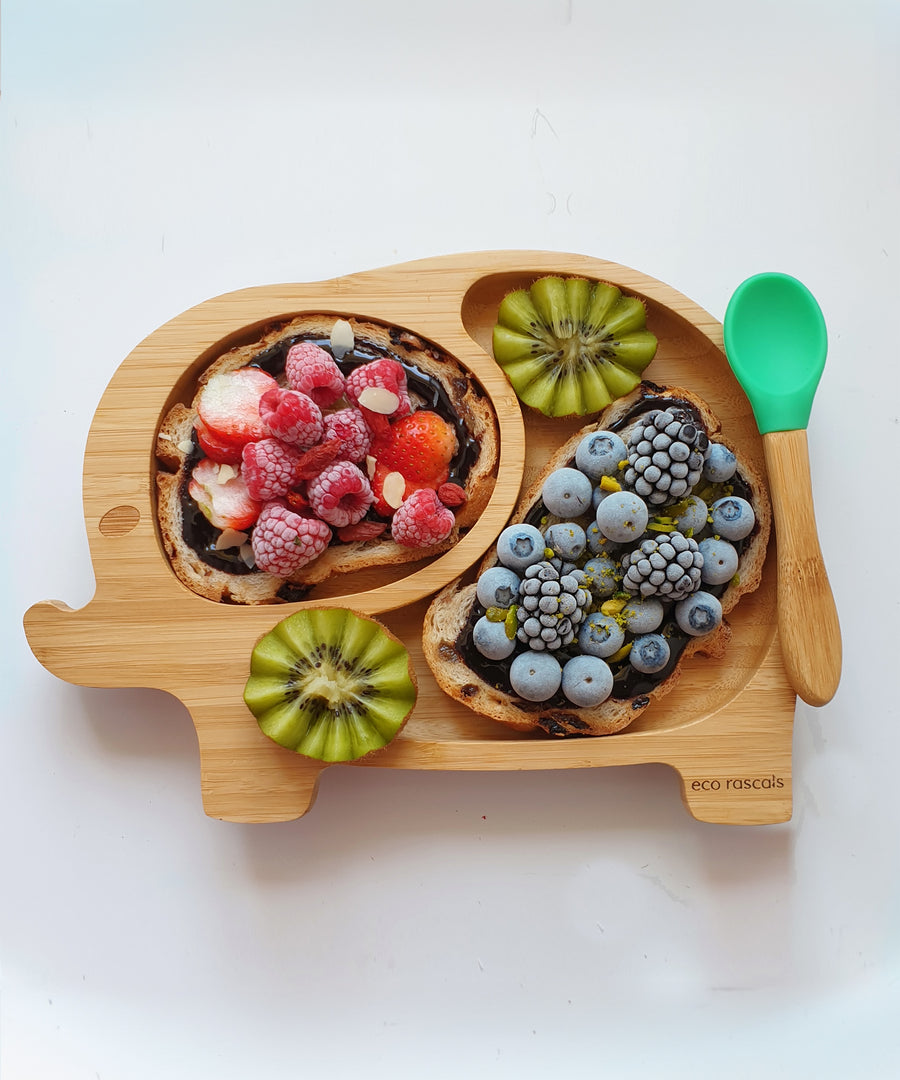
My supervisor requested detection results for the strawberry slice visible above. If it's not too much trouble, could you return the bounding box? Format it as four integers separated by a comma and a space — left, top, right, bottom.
196, 369, 278, 451
194, 419, 245, 464
188, 458, 262, 531
370, 410, 457, 486
369, 460, 432, 518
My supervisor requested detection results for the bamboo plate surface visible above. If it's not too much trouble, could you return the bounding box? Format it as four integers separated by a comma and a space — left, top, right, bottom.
23, 251, 796, 826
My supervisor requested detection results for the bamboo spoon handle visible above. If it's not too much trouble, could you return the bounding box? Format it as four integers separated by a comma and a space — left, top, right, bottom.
762, 429, 842, 706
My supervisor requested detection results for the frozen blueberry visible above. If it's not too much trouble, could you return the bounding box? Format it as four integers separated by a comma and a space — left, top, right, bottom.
698, 537, 739, 586
674, 591, 723, 636
561, 655, 614, 707
472, 616, 516, 661
544, 521, 587, 561
703, 442, 738, 483
592, 484, 611, 510
595, 490, 649, 544
578, 612, 625, 658
582, 553, 620, 598
541, 468, 593, 518
671, 496, 708, 536
496, 523, 546, 571
629, 633, 671, 674
620, 596, 664, 633
476, 566, 521, 609
574, 431, 628, 480
509, 651, 563, 701
586, 521, 613, 555
710, 496, 755, 541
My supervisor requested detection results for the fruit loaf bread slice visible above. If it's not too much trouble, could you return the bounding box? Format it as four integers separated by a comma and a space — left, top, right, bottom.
155, 314, 499, 604
422, 382, 771, 737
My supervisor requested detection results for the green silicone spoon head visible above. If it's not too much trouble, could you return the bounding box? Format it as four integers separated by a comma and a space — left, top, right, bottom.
723, 272, 828, 434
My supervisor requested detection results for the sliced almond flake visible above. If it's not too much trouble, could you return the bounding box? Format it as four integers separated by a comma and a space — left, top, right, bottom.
217, 464, 237, 483
357, 385, 400, 414
240, 543, 256, 569
215, 528, 249, 551
177, 439, 195, 454
330, 318, 355, 359
382, 471, 407, 510
365, 454, 377, 480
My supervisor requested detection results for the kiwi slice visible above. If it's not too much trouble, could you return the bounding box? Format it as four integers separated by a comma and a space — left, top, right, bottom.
491, 276, 658, 417
243, 608, 417, 762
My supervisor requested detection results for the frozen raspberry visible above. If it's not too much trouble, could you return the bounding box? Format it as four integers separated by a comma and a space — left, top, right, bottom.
241, 438, 305, 502
391, 488, 455, 548
306, 461, 374, 528
258, 388, 324, 449
251, 502, 332, 577
344, 359, 412, 418
322, 407, 373, 463
285, 342, 346, 407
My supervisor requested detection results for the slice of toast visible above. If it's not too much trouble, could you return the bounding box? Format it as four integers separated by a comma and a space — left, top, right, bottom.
155, 314, 499, 604
422, 383, 771, 737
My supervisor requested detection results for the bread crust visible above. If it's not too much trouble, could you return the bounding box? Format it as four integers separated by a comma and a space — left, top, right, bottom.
422, 383, 771, 737
155, 314, 499, 604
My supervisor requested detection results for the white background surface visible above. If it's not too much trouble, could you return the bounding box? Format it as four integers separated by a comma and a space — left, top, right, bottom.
3, 1, 899, 1077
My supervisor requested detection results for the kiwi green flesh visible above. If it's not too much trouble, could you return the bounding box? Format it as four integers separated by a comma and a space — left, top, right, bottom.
496, 289, 550, 341
492, 276, 658, 418
243, 609, 416, 763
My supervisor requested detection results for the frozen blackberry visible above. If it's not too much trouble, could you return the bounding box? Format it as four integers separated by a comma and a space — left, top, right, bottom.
516, 561, 589, 651
622, 407, 709, 506
620, 530, 703, 600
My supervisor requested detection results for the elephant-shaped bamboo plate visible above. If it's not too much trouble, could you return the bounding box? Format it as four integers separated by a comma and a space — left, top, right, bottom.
24, 251, 796, 825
